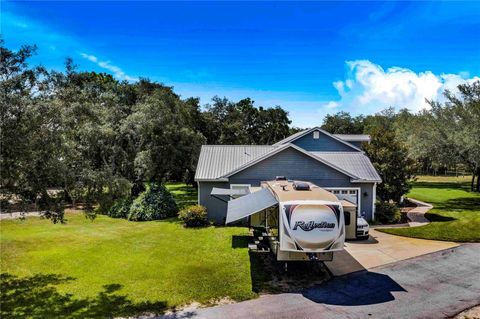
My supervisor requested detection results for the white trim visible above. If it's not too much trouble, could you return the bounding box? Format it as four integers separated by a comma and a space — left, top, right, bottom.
372, 183, 377, 220
197, 181, 200, 204
324, 187, 361, 216
196, 178, 229, 182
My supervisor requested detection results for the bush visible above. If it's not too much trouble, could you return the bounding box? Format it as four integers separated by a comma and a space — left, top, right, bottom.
375, 200, 401, 224
178, 205, 209, 227
128, 183, 178, 221
108, 198, 133, 219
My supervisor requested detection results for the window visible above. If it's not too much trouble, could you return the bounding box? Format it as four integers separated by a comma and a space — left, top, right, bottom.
349, 190, 357, 194
313, 131, 320, 139
333, 190, 340, 194
230, 184, 251, 198
341, 190, 348, 194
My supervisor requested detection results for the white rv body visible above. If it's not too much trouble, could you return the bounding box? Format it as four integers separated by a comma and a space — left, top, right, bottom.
221, 180, 346, 261
278, 200, 345, 254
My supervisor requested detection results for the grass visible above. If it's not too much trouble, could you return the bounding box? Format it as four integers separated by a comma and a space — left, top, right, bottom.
165, 182, 198, 210
378, 175, 480, 242
0, 212, 255, 317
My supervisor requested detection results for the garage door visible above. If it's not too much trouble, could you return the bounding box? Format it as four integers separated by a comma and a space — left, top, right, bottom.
326, 188, 359, 211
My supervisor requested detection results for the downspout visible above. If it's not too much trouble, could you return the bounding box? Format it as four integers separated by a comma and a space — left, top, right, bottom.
372, 183, 377, 221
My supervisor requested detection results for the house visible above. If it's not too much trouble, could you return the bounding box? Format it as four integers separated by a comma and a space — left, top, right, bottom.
194, 127, 381, 224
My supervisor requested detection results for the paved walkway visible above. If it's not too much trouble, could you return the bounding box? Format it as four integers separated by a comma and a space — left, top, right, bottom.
406, 198, 432, 227
155, 244, 480, 319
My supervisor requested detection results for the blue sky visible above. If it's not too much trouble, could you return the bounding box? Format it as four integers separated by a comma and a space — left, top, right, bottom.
2, 1, 480, 127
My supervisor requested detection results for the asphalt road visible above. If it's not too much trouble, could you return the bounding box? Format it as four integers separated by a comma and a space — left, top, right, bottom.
158, 244, 480, 319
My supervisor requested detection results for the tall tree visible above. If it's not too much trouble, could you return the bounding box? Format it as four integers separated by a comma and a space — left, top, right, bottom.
321, 111, 365, 134
363, 109, 417, 202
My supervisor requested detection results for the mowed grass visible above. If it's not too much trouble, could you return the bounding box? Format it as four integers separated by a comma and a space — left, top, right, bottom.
379, 175, 480, 242
165, 183, 198, 210
1, 211, 256, 316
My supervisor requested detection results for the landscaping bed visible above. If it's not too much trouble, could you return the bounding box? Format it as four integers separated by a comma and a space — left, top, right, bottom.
377, 176, 480, 242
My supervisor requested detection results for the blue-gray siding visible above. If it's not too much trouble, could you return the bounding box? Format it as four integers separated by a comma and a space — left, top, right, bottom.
198, 147, 376, 223
292, 132, 359, 152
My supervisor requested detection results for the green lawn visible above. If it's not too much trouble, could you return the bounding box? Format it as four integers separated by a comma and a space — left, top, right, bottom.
378, 175, 480, 242
0, 213, 255, 317
165, 182, 198, 210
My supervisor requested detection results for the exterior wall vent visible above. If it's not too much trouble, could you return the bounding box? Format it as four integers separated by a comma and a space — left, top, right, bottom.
313, 131, 320, 139
275, 176, 287, 181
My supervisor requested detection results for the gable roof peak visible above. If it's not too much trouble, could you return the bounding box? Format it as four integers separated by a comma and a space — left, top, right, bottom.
273, 127, 362, 152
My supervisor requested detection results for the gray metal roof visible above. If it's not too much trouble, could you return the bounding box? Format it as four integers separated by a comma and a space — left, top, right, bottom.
195, 145, 381, 183
311, 152, 381, 182
333, 134, 371, 142
195, 145, 276, 181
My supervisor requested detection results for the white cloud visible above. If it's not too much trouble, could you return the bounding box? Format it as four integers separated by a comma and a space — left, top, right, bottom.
80, 52, 137, 82
328, 60, 479, 114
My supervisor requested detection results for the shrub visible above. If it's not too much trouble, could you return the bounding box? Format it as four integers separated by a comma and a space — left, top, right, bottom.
178, 205, 209, 227
108, 198, 133, 219
128, 183, 178, 221
375, 200, 401, 224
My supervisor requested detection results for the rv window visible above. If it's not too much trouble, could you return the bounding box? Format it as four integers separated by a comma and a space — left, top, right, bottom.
344, 211, 351, 225
230, 184, 251, 198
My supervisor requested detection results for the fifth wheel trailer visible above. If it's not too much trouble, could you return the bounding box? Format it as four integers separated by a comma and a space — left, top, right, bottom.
218, 180, 351, 262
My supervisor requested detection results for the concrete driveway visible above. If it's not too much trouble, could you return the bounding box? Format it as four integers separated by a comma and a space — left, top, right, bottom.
157, 244, 480, 319
324, 229, 459, 276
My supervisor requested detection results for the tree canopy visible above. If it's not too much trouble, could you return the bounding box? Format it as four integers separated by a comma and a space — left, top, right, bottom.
0, 42, 293, 215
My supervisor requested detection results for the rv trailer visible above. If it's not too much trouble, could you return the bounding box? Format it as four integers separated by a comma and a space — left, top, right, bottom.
215, 180, 347, 262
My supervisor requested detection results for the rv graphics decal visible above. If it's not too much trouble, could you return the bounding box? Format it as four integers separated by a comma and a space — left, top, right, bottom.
293, 220, 335, 231
280, 203, 343, 251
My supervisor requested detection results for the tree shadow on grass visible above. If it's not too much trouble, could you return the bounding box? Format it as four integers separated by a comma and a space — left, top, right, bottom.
425, 213, 457, 222
434, 197, 480, 211
412, 182, 472, 191
0, 273, 167, 319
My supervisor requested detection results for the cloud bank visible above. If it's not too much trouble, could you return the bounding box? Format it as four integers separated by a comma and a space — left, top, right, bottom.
80, 53, 138, 82
325, 60, 479, 114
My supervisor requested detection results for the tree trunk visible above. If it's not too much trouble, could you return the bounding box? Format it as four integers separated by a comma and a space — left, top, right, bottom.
476, 168, 480, 192
472, 172, 476, 192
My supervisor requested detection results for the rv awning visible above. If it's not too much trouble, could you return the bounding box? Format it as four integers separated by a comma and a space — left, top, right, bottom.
226, 188, 278, 224
210, 188, 250, 196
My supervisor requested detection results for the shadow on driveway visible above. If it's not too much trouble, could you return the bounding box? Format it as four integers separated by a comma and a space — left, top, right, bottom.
302, 271, 406, 306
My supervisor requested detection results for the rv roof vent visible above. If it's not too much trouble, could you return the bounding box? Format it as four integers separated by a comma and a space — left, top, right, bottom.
293, 181, 310, 191
275, 176, 287, 181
